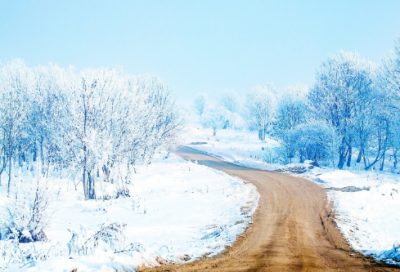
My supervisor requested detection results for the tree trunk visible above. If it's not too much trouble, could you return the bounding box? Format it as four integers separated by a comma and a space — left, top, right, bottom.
356, 149, 362, 163
83, 145, 87, 199
337, 137, 347, 169
299, 152, 304, 163
40, 138, 45, 176
87, 171, 95, 199
7, 156, 12, 197
88, 171, 92, 199
223, 120, 229, 129
258, 129, 265, 141
380, 151, 386, 171
337, 150, 346, 169
346, 145, 352, 167
33, 144, 37, 162
102, 165, 110, 182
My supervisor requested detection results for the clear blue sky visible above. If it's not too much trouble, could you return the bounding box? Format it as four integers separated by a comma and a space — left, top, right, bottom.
1, 1, 400, 103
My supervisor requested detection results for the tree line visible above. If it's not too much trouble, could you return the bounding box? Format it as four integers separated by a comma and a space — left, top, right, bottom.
195, 38, 400, 171
0, 59, 182, 199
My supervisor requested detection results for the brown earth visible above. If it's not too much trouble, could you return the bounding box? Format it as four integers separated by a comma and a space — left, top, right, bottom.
140, 146, 399, 272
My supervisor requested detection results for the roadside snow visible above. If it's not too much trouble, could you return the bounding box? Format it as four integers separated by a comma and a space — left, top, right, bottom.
309, 169, 400, 265
184, 122, 400, 265
0, 153, 259, 271
186, 123, 281, 171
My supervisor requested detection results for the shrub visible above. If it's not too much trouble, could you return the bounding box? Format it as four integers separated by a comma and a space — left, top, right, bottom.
2, 177, 57, 243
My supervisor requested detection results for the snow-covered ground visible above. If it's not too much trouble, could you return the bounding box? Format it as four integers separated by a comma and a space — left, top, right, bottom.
0, 154, 259, 271
312, 170, 400, 265
184, 122, 400, 265
186, 123, 281, 171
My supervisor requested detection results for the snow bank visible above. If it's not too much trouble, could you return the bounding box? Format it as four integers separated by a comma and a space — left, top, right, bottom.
0, 154, 259, 271
322, 172, 400, 265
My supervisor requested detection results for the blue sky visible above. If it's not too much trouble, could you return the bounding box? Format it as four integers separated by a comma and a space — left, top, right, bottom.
1, 0, 400, 103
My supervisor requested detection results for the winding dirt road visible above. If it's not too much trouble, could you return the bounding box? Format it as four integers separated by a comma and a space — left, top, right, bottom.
142, 146, 399, 272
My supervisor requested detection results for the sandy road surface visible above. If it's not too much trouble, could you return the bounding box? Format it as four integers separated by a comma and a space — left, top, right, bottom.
141, 146, 399, 272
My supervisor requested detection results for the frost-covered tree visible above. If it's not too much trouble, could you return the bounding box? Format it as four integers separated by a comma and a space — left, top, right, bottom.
245, 85, 277, 141
219, 90, 240, 113
308, 51, 377, 169
0, 59, 32, 196
377, 38, 400, 170
275, 84, 309, 136
30, 64, 71, 175
70, 68, 118, 199
381, 37, 400, 103
202, 107, 229, 136
0, 60, 183, 200
193, 93, 208, 116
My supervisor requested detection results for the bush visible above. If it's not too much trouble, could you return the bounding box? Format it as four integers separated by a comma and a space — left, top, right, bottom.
2, 177, 57, 243
68, 222, 126, 255
280, 121, 337, 165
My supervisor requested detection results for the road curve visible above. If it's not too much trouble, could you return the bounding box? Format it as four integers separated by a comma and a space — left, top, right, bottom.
142, 146, 399, 272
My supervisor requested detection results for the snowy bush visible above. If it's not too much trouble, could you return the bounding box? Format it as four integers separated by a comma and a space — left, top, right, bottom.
0, 239, 64, 270
287, 121, 337, 165
274, 146, 293, 165
2, 177, 57, 243
273, 121, 338, 165
67, 222, 126, 256
261, 146, 279, 164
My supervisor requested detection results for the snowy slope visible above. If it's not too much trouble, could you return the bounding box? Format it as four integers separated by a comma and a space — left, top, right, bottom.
0, 154, 259, 271
184, 123, 400, 265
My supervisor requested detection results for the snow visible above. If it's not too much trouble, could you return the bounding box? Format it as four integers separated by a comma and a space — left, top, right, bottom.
313, 170, 400, 264
184, 122, 400, 265
0, 153, 259, 271
185, 123, 281, 171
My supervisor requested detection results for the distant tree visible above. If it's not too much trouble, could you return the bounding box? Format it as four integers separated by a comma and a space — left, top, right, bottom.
0, 59, 32, 196
381, 37, 400, 103
275, 84, 309, 136
30, 64, 71, 175
193, 93, 208, 116
245, 85, 277, 141
202, 107, 228, 136
219, 90, 240, 113
378, 37, 400, 170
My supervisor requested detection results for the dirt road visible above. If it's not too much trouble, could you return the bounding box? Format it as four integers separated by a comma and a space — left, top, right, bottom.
142, 146, 399, 272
